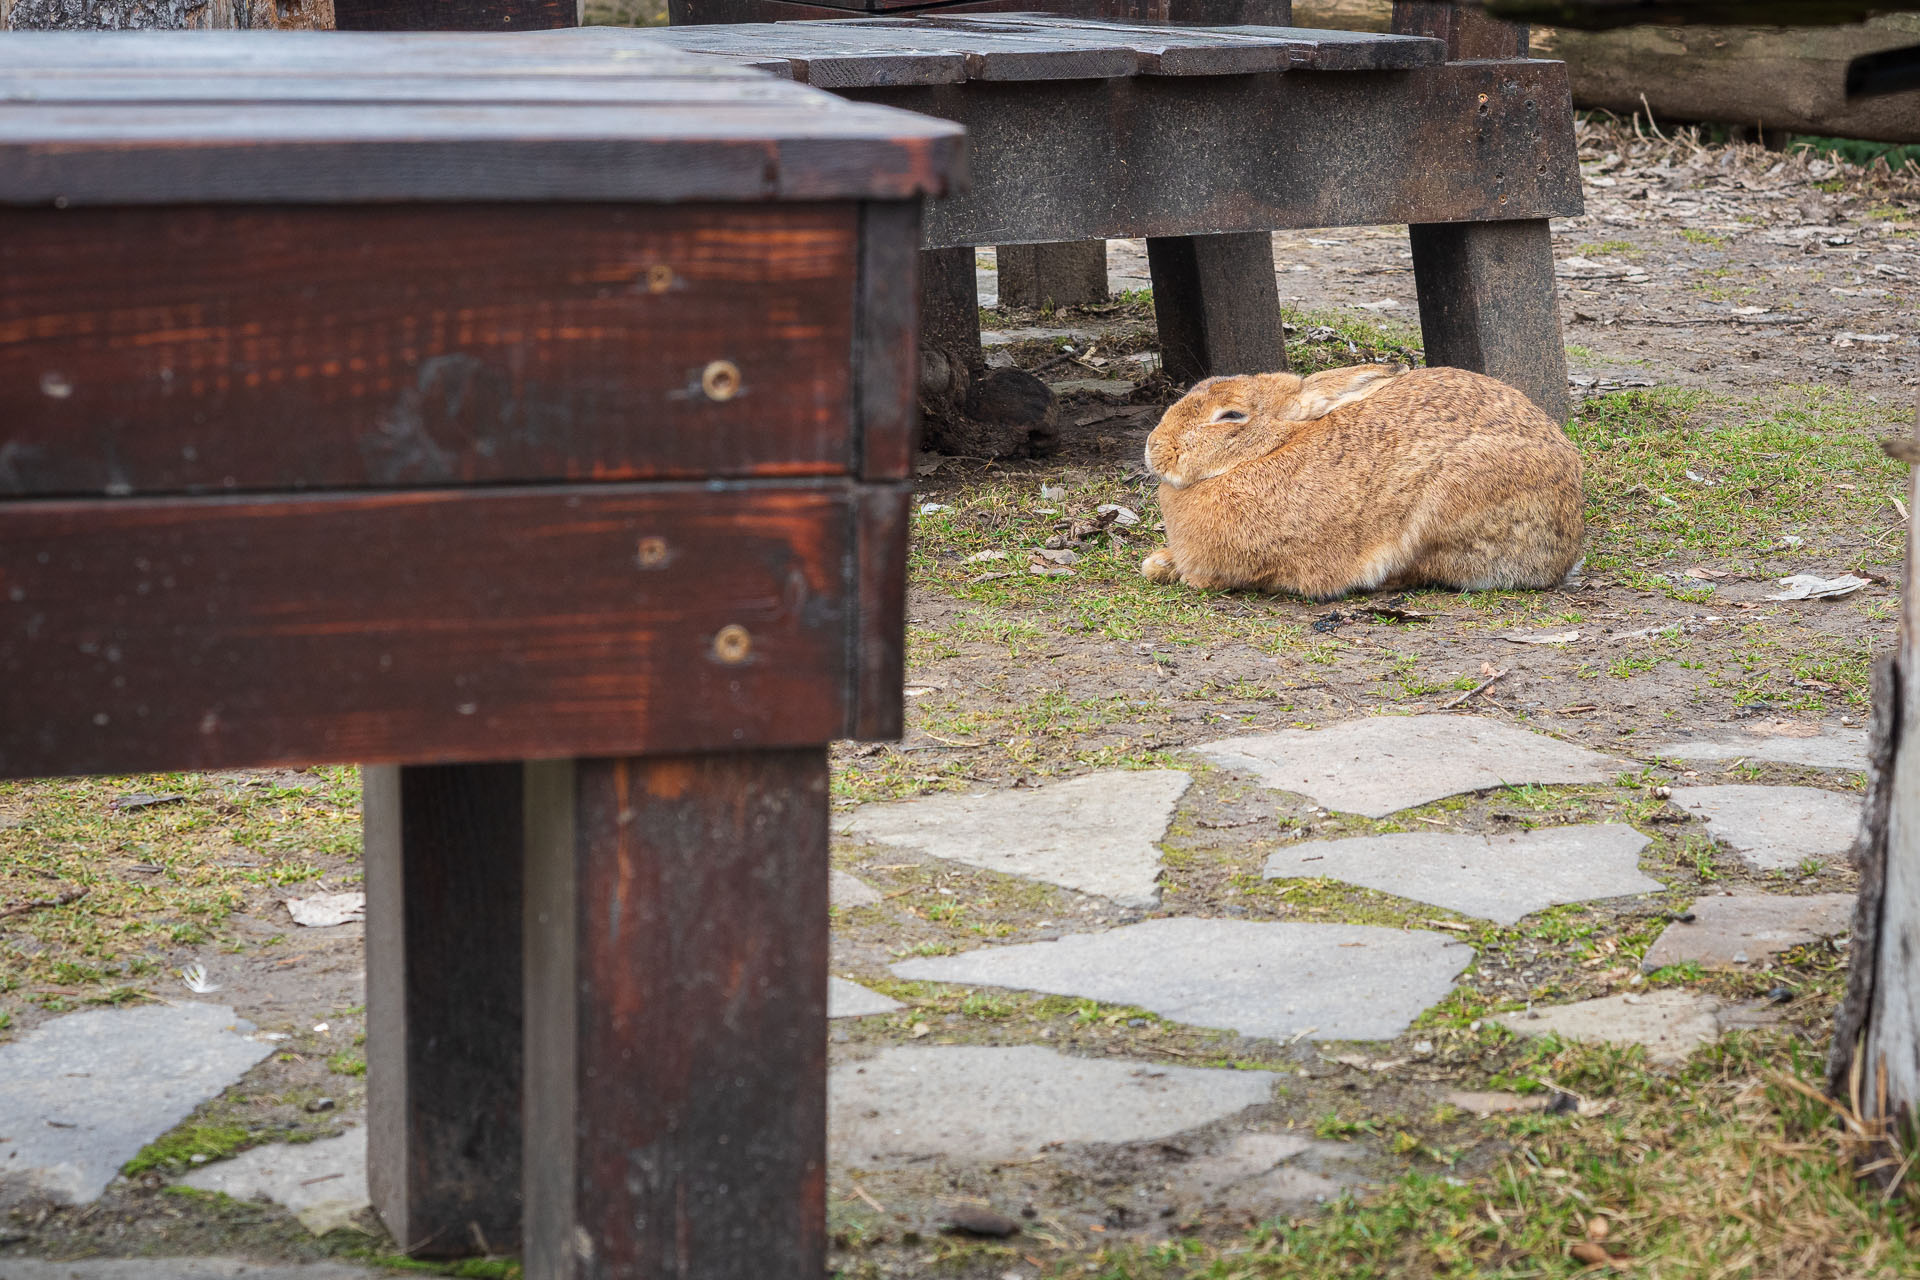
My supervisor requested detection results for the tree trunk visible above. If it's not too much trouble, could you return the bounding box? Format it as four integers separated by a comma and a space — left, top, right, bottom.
3, 0, 333, 29
1294, 3, 1920, 145
1829, 402, 1920, 1183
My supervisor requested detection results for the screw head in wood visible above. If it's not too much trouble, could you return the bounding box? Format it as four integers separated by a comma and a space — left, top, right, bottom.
635, 536, 669, 569
647, 264, 675, 294
712, 624, 752, 664
701, 360, 741, 402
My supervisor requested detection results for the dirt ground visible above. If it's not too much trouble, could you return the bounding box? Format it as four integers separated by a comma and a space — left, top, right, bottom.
3, 117, 1919, 1278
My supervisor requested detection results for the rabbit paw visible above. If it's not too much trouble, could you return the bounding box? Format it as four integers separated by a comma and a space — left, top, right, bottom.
1141, 548, 1179, 584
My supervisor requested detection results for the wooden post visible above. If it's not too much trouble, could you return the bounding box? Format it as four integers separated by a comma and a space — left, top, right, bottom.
921, 243, 984, 374
1827, 399, 1920, 1178
523, 751, 830, 1279
1392, 1, 1569, 423
364, 764, 526, 1258
1147, 231, 1288, 385
1390, 0, 1527, 57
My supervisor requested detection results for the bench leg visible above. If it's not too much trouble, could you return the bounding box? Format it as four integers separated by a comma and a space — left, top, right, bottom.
921, 245, 982, 361
1146, 231, 1287, 386
995, 241, 1108, 310
365, 763, 525, 1259
523, 750, 829, 1280
1408, 218, 1570, 424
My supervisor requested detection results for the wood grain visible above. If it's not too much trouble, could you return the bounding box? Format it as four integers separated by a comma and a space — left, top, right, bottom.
0, 204, 859, 497
0, 32, 965, 206
523, 750, 829, 1280
849, 61, 1580, 249
365, 763, 525, 1258
334, 0, 575, 28
0, 484, 863, 777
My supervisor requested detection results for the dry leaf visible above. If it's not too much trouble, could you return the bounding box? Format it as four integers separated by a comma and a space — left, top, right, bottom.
1766, 573, 1869, 601
285, 892, 366, 928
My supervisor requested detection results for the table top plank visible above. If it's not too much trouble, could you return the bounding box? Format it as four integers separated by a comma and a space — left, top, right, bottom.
0, 32, 963, 205
635, 16, 1446, 85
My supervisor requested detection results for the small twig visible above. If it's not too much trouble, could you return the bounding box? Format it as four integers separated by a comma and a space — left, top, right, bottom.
1423, 919, 1472, 934
1441, 668, 1509, 710
299, 1172, 346, 1187
1639, 93, 1667, 141
850, 1181, 887, 1214
0, 887, 87, 920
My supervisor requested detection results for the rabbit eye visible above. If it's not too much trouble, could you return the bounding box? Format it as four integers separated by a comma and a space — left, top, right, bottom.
1211, 409, 1248, 424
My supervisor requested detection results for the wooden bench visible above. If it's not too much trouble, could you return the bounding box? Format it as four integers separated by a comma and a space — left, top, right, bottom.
0, 32, 961, 1274
630, 9, 1584, 420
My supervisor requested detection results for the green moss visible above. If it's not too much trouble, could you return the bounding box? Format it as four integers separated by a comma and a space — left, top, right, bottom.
125, 1122, 252, 1174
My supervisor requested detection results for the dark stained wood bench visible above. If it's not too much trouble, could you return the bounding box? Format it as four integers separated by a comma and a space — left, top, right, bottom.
0, 32, 960, 1275
629, 8, 1584, 420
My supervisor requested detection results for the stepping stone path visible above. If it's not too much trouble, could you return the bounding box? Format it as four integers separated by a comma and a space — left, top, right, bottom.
1640, 892, 1855, 972
1165, 1131, 1354, 1211
1642, 722, 1868, 772
829, 1045, 1273, 1165
1669, 784, 1860, 871
830, 869, 882, 909
892, 917, 1472, 1042
0, 1263, 379, 1279
1263, 824, 1659, 925
1498, 989, 1780, 1065
1200, 715, 1626, 817
841, 769, 1190, 907
829, 976, 903, 1020
0, 1003, 270, 1205
181, 1130, 369, 1235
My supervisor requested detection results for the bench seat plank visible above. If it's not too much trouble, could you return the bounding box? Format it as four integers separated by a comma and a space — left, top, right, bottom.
639, 14, 1445, 84
0, 483, 889, 777
0, 203, 859, 498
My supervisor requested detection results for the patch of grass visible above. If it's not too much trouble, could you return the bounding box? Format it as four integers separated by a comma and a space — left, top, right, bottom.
0, 767, 362, 1009
326, 1049, 367, 1077
1090, 1033, 1920, 1278
1680, 228, 1730, 248
124, 1121, 252, 1174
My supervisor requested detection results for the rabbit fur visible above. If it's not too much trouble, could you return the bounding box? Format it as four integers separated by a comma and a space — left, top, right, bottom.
1140, 364, 1584, 599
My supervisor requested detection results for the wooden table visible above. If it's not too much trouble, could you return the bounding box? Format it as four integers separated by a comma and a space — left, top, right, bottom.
0, 34, 961, 1276
628, 12, 1584, 420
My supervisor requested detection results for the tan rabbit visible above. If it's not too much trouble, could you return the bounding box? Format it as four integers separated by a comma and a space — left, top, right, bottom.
1140, 364, 1583, 599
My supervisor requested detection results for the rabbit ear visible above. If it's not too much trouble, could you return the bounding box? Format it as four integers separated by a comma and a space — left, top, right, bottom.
1291, 364, 1406, 420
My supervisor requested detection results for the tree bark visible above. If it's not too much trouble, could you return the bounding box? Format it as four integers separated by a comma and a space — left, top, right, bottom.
1296, 2, 1920, 145
1829, 404, 1920, 1182
4, 0, 333, 29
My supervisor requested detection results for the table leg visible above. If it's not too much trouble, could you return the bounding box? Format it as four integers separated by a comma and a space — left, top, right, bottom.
364, 763, 525, 1258
523, 750, 829, 1280
921, 244, 982, 362
1146, 231, 1287, 386
996, 241, 1108, 310
1408, 218, 1571, 424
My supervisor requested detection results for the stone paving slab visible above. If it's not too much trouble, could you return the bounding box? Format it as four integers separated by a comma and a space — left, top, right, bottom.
1262, 823, 1659, 925
841, 770, 1191, 907
0, 1262, 384, 1279
1498, 989, 1780, 1065
829, 977, 903, 1020
891, 917, 1472, 1042
829, 1045, 1273, 1165
1640, 892, 1855, 972
1641, 723, 1868, 772
0, 1003, 272, 1206
1668, 785, 1860, 871
1199, 716, 1627, 818
1165, 1131, 1353, 1211
181, 1130, 368, 1235
830, 869, 882, 909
